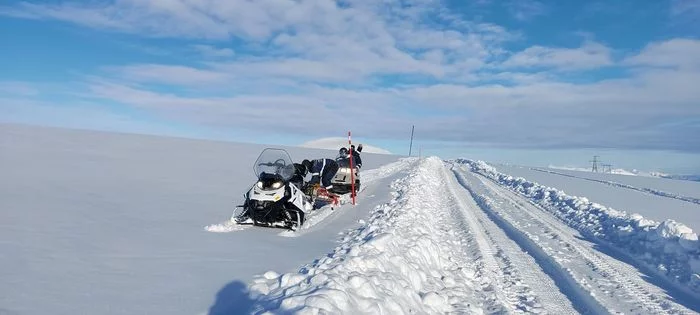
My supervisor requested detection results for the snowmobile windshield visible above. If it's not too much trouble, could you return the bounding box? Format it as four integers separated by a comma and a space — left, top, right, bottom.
336, 157, 353, 168
254, 148, 295, 181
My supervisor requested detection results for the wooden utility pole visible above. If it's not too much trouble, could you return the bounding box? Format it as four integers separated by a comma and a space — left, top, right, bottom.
408, 125, 415, 156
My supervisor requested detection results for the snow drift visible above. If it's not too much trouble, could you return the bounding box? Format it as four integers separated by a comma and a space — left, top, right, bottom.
246, 157, 480, 314
458, 159, 700, 294
300, 137, 392, 154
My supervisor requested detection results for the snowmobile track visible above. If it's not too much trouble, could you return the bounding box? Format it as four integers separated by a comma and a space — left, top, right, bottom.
440, 163, 578, 314
463, 166, 697, 314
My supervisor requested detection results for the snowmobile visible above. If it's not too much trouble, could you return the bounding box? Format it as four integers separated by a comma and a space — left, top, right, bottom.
232, 148, 312, 230
329, 155, 361, 195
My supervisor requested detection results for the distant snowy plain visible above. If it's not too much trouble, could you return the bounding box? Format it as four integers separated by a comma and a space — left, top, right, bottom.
2, 124, 698, 314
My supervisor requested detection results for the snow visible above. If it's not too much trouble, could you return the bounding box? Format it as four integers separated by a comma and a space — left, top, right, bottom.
539, 165, 700, 200
494, 164, 700, 231
460, 159, 700, 297
299, 137, 392, 154
549, 164, 663, 177
245, 157, 483, 314
3, 123, 698, 314
0, 124, 401, 315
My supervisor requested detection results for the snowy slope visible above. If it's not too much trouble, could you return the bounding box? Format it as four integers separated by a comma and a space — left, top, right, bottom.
494, 164, 700, 231
3, 124, 697, 314
0, 124, 401, 315
299, 137, 392, 154
224, 157, 698, 314
540, 166, 700, 200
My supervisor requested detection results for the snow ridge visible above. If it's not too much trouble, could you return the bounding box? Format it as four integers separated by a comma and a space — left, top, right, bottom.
247, 157, 482, 314
532, 167, 700, 206
458, 159, 700, 295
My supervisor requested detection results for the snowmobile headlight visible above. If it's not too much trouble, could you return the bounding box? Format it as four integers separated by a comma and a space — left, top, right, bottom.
256, 181, 263, 188
271, 181, 283, 189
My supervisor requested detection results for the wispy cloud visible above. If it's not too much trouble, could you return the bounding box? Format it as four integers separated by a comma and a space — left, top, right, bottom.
1, 0, 699, 154
501, 41, 613, 70
507, 0, 548, 21
0, 81, 40, 96
0, 0, 516, 85
110, 64, 231, 86
191, 44, 234, 58
75, 36, 700, 151
670, 0, 700, 17
623, 38, 700, 69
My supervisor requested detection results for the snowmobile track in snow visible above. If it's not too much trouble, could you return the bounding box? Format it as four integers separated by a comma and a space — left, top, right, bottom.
459, 165, 697, 314
440, 163, 578, 314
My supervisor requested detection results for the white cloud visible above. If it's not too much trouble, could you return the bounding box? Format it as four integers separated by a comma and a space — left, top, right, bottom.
501, 41, 613, 70
508, 0, 548, 21
2, 1, 699, 153
623, 38, 700, 69
191, 44, 234, 58
111, 64, 231, 86
1, 0, 516, 84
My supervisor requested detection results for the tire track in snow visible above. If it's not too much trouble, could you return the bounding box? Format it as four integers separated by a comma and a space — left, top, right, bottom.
439, 163, 578, 314
466, 167, 696, 314
531, 168, 700, 206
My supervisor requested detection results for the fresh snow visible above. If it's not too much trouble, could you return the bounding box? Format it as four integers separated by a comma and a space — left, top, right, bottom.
461, 160, 700, 301
0, 124, 401, 315
299, 137, 392, 154
246, 157, 576, 314
548, 164, 663, 177
540, 165, 700, 200
3, 124, 699, 315
494, 164, 700, 231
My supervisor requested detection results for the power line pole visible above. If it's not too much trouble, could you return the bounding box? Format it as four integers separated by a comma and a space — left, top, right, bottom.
408, 125, 415, 156
590, 155, 600, 172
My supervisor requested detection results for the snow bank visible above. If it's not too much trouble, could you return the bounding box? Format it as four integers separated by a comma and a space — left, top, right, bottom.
459, 159, 700, 294
247, 157, 480, 314
300, 137, 392, 154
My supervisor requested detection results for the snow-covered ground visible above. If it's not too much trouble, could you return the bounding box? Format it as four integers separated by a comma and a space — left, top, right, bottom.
548, 165, 665, 177
494, 164, 700, 231
0, 124, 401, 315
2, 124, 698, 314
537, 165, 700, 200
548, 165, 700, 182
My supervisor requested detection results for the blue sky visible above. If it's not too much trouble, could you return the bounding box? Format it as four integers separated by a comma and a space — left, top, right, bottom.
1, 0, 699, 173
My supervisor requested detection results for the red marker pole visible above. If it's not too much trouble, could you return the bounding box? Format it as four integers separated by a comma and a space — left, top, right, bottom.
348, 131, 356, 205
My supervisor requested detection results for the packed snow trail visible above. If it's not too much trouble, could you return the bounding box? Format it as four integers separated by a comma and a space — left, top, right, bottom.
247, 157, 482, 313
454, 164, 698, 314
532, 167, 700, 206
439, 164, 578, 314
243, 158, 583, 314
462, 160, 700, 298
